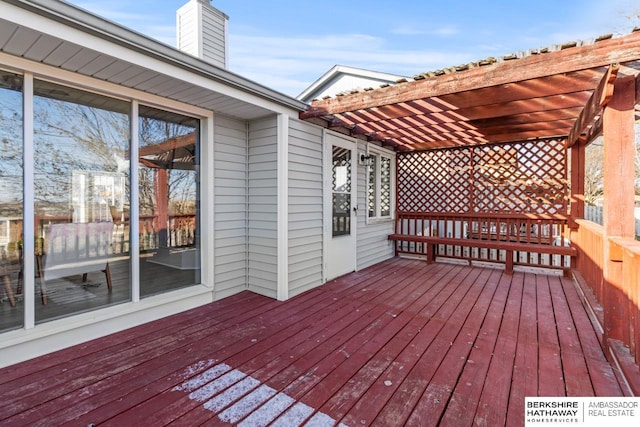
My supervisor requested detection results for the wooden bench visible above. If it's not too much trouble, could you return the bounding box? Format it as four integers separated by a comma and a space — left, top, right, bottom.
388, 233, 577, 276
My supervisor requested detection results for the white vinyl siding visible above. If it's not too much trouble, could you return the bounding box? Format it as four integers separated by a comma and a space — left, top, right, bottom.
248, 116, 278, 297
288, 119, 324, 296
201, 6, 227, 68
214, 115, 248, 299
357, 140, 395, 269
176, 7, 198, 58
177, 1, 227, 68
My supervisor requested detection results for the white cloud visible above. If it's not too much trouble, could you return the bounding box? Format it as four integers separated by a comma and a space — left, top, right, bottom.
227, 32, 472, 96
391, 25, 460, 37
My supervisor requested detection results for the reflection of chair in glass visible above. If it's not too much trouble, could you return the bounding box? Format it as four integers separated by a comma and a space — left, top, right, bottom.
41, 222, 113, 304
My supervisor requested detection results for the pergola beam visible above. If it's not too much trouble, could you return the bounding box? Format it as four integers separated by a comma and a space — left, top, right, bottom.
301, 32, 640, 119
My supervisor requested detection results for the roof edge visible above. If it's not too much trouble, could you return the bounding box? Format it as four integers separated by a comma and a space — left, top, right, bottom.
297, 64, 408, 101
8, 0, 308, 111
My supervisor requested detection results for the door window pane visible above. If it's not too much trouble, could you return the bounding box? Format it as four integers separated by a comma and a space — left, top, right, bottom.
138, 106, 200, 297
332, 146, 351, 236
34, 80, 131, 323
0, 71, 23, 331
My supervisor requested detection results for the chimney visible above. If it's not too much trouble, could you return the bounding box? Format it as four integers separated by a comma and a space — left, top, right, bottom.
177, 0, 229, 69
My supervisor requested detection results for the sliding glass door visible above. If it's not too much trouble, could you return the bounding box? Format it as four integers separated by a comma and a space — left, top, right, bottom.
33, 80, 131, 322
0, 71, 203, 331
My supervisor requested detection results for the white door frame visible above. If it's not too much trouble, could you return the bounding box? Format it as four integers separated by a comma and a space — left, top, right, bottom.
323, 132, 357, 281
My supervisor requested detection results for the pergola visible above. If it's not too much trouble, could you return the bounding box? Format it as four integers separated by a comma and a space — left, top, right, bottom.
301, 31, 640, 388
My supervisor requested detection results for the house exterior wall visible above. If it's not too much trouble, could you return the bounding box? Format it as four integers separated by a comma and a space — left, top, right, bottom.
247, 116, 279, 297
214, 114, 248, 299
356, 140, 395, 270
288, 119, 324, 297
0, 0, 317, 368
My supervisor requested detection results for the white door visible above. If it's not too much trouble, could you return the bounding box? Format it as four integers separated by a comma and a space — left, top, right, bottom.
325, 134, 357, 280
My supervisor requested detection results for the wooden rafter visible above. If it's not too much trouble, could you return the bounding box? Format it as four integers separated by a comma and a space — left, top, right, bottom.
566, 64, 619, 147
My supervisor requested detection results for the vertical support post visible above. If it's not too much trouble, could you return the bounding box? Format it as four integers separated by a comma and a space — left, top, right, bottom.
602, 74, 636, 345
155, 170, 169, 248
426, 243, 436, 264
505, 250, 513, 275
569, 140, 585, 230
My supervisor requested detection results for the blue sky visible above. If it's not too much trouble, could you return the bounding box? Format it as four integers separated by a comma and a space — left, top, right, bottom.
67, 0, 639, 97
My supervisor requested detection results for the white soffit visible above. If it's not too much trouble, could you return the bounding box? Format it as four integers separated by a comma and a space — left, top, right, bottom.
0, 0, 307, 119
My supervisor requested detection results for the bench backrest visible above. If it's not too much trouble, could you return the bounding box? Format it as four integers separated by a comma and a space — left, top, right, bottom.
43, 222, 113, 282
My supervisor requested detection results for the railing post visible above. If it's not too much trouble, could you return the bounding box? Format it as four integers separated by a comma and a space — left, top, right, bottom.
601, 74, 636, 345
505, 250, 513, 275
426, 242, 435, 264
569, 141, 585, 230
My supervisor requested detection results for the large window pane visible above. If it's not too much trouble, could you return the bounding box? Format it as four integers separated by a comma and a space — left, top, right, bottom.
0, 71, 23, 332
34, 80, 131, 323
138, 106, 200, 297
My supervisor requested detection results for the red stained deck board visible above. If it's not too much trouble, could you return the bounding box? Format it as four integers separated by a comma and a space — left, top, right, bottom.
473, 271, 524, 427
1, 288, 318, 421
0, 291, 263, 386
302, 267, 460, 418
7, 280, 350, 422
548, 275, 595, 396
113, 295, 388, 425
87, 282, 380, 426
506, 272, 540, 422
272, 263, 469, 426
406, 268, 504, 425
372, 266, 487, 426
536, 275, 565, 397
561, 276, 622, 395
0, 258, 627, 426
438, 270, 514, 426
168, 303, 396, 426
6, 291, 308, 424
93, 264, 424, 422
19, 286, 362, 425
315, 264, 462, 421
334, 263, 471, 426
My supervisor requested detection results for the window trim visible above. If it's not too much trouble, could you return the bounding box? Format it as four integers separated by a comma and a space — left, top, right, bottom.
366, 144, 395, 224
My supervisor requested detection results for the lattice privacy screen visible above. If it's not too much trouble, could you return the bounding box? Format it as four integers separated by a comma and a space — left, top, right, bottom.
397, 140, 568, 215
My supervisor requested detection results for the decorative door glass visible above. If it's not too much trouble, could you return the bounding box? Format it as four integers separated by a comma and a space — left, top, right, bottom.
332, 146, 351, 237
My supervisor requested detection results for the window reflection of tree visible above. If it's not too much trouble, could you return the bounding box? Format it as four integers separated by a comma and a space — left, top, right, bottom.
33, 80, 130, 220
0, 73, 23, 217
138, 111, 198, 219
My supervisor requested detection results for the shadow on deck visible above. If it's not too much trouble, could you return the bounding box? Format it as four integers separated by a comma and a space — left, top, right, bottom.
0, 257, 627, 426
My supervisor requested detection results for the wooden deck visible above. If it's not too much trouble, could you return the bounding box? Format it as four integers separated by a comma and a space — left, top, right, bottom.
0, 258, 625, 426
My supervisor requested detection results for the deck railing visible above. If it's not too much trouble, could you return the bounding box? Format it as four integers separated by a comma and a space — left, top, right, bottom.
34, 213, 196, 254
391, 211, 573, 272
573, 219, 640, 366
